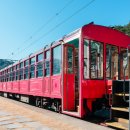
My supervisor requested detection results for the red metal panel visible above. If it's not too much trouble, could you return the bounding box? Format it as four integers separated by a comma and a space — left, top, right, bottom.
7, 82, 12, 91
20, 80, 29, 93
43, 77, 50, 96
2, 82, 6, 91
51, 75, 61, 97
63, 74, 75, 111
12, 81, 19, 92
82, 80, 106, 98
0, 82, 3, 91
29, 78, 43, 95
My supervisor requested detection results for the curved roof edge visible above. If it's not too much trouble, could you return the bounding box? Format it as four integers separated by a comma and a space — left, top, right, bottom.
82, 22, 130, 47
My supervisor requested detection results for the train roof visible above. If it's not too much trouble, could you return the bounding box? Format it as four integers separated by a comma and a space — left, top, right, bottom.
82, 23, 130, 47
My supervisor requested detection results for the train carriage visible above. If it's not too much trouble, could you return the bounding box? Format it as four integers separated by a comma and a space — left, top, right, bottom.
0, 22, 130, 119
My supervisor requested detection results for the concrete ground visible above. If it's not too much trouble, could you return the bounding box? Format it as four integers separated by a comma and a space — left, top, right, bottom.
0, 96, 115, 130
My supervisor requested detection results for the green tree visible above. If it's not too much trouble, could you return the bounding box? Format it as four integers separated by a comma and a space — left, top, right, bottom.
114, 22, 130, 36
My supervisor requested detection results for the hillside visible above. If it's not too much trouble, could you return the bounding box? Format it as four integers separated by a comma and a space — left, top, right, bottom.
0, 59, 15, 70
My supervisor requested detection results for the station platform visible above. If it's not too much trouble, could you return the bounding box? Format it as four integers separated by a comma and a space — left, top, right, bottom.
0, 96, 114, 130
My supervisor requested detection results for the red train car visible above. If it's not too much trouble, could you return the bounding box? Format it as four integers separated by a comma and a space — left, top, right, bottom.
0, 23, 130, 118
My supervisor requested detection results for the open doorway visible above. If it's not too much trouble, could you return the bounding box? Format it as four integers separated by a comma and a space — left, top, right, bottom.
63, 38, 79, 113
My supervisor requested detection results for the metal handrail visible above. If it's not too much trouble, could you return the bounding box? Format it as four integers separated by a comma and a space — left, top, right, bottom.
123, 48, 129, 103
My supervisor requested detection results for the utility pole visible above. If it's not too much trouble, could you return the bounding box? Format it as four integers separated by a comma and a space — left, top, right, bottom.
127, 45, 130, 130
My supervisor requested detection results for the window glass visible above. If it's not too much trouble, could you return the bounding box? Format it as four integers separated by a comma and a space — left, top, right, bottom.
19, 69, 23, 80
20, 62, 23, 68
106, 44, 111, 79
84, 39, 89, 79
10, 72, 13, 81
24, 67, 29, 79
120, 48, 128, 79
30, 65, 35, 78
53, 45, 61, 75
30, 57, 35, 65
67, 47, 74, 74
45, 50, 50, 76
12, 71, 15, 81
106, 45, 118, 79
16, 65, 19, 70
25, 60, 29, 66
46, 51, 50, 59
38, 53, 43, 62
16, 70, 19, 80
36, 62, 43, 77
90, 41, 103, 79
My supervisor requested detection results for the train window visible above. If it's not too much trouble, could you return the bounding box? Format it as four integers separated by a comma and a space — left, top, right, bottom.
30, 65, 35, 78
90, 41, 103, 79
36, 62, 43, 77
19, 62, 23, 80
19, 68, 23, 80
84, 39, 89, 79
12, 71, 15, 81
31, 57, 35, 64
24, 67, 29, 79
106, 45, 111, 79
6, 74, 8, 82
20, 62, 23, 68
16, 70, 19, 80
36, 53, 43, 77
30, 57, 35, 78
67, 47, 74, 74
1, 72, 4, 82
120, 48, 129, 79
24, 60, 29, 79
52, 45, 61, 75
25, 60, 29, 66
10, 72, 13, 81
0, 73, 2, 82
16, 64, 19, 70
3, 73, 5, 82
45, 50, 50, 76
1, 72, 2, 82
106, 45, 118, 79
37, 53, 43, 62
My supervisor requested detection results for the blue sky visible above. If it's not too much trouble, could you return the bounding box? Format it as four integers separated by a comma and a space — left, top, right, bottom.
0, 0, 130, 60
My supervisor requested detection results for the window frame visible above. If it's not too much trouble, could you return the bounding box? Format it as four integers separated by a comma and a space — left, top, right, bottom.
45, 49, 50, 77
24, 59, 29, 80
19, 62, 24, 80
90, 40, 104, 80
83, 39, 90, 79
105, 43, 119, 80
30, 56, 36, 79
36, 53, 44, 78
52, 45, 62, 75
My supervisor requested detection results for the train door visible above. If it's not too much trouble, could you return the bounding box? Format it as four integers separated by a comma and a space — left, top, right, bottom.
63, 40, 79, 113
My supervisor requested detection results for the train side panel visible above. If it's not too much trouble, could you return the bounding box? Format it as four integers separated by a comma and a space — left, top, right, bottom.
29, 78, 43, 96
50, 75, 62, 98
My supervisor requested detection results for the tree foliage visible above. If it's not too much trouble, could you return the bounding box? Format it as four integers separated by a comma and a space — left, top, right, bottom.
113, 22, 130, 36
0, 59, 14, 70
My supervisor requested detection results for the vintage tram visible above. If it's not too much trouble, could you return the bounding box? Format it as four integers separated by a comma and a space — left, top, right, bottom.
0, 23, 130, 121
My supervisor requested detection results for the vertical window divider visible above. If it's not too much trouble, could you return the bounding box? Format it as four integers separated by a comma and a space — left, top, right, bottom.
50, 47, 52, 76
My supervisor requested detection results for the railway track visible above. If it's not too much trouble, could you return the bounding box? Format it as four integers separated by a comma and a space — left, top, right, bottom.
0, 96, 114, 130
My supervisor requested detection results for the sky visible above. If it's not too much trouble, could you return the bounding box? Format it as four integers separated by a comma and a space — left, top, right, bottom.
0, 0, 130, 60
